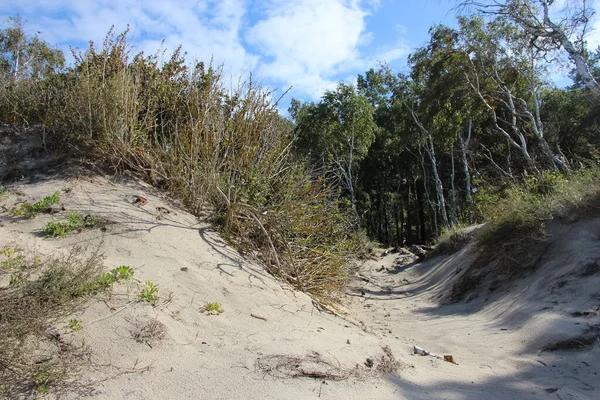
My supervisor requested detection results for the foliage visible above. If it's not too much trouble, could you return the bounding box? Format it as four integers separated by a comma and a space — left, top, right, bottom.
1, 11, 599, 301
139, 281, 159, 305
0, 247, 116, 396
44, 211, 104, 237
203, 302, 224, 315
9, 191, 60, 218
68, 319, 83, 332
97, 265, 134, 288
432, 223, 474, 256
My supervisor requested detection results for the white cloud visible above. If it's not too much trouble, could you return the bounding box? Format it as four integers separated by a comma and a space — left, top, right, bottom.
0, 0, 412, 100
246, 0, 369, 96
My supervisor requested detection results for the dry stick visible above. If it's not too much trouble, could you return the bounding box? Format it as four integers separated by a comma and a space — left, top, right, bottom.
87, 301, 135, 325
250, 313, 267, 321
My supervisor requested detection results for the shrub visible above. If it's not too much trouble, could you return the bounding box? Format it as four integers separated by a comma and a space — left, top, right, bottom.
203, 302, 224, 315
139, 281, 159, 305
0, 247, 117, 396
9, 192, 60, 218
432, 223, 473, 256
451, 167, 600, 301
0, 25, 364, 302
44, 211, 104, 237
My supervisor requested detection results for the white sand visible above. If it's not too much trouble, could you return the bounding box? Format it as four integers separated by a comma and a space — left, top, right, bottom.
1, 172, 598, 399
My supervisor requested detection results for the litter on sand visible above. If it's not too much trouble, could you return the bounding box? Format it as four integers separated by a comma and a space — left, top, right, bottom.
413, 345, 458, 365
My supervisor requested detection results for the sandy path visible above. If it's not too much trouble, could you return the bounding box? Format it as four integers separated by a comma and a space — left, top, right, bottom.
346, 233, 600, 399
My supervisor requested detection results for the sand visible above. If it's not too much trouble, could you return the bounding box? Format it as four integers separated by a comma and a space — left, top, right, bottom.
0, 170, 598, 399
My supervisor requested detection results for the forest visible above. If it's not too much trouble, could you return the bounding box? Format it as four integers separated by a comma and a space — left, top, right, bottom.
1, 0, 599, 299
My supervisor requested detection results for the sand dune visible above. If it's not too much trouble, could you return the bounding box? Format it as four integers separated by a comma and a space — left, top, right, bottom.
1, 170, 598, 399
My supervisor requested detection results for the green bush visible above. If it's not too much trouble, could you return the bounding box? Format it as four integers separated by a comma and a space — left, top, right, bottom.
44, 211, 104, 237
9, 192, 60, 218
453, 167, 600, 299
139, 281, 159, 305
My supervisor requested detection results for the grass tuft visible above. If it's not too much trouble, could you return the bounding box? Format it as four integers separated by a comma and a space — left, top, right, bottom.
0, 246, 122, 397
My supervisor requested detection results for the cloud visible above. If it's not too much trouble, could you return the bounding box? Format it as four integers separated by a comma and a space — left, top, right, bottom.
0, 0, 412, 100
245, 0, 370, 96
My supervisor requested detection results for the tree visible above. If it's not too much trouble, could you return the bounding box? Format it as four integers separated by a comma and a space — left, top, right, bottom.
291, 83, 377, 225
0, 15, 64, 82
458, 0, 600, 97
459, 16, 569, 172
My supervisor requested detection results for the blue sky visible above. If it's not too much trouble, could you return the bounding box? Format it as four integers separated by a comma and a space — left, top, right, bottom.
0, 0, 459, 103
0, 0, 590, 106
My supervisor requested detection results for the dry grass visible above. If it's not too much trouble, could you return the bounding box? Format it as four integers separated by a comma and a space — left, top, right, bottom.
450, 168, 600, 302
431, 223, 474, 256
131, 319, 167, 348
255, 346, 404, 382
0, 246, 115, 397
0, 26, 365, 303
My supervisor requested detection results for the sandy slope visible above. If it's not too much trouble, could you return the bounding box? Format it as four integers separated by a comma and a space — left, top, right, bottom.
348, 221, 600, 399
0, 173, 404, 400
1, 170, 598, 399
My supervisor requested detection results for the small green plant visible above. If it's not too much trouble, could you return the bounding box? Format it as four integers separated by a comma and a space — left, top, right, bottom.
96, 266, 134, 288
139, 281, 159, 305
68, 319, 83, 332
203, 302, 224, 315
0, 247, 25, 271
32, 364, 63, 393
0, 185, 6, 196
44, 211, 104, 237
9, 192, 60, 218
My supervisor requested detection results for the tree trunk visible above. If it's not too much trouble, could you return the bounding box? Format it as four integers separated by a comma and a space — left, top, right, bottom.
459, 119, 472, 204
426, 135, 449, 228
450, 147, 458, 225
416, 178, 427, 244
405, 176, 413, 246
540, 1, 600, 98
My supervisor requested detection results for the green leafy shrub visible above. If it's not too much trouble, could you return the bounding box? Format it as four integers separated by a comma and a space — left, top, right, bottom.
44, 211, 104, 237
9, 192, 60, 218
203, 302, 224, 315
139, 281, 159, 305
96, 265, 134, 289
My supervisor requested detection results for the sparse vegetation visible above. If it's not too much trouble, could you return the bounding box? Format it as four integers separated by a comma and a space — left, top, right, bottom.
203, 302, 224, 315
451, 168, 600, 301
44, 210, 104, 237
132, 319, 167, 347
68, 318, 83, 332
0, 247, 120, 397
431, 223, 474, 256
139, 281, 159, 306
9, 191, 60, 218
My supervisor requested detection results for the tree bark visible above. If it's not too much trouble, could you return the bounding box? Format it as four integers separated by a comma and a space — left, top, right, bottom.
459, 119, 472, 204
